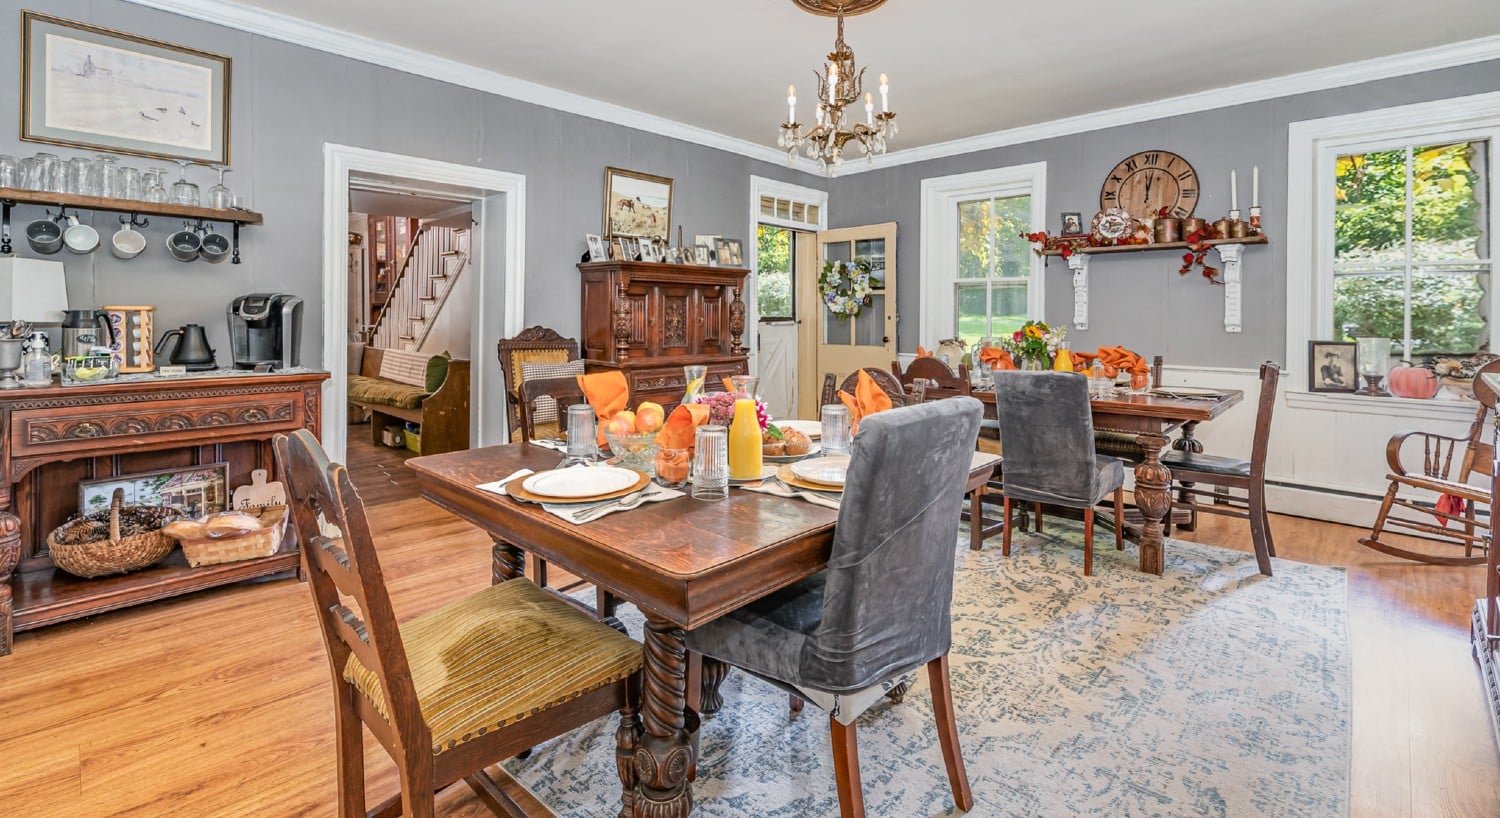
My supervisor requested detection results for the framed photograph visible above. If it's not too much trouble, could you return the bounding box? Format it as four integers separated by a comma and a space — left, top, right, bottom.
22, 12, 232, 165
604, 167, 673, 240
1308, 341, 1358, 393
622, 236, 642, 261
639, 237, 660, 263
1060, 212, 1084, 236
78, 462, 230, 518
692, 245, 711, 265
714, 238, 744, 267
586, 233, 607, 261
663, 247, 681, 264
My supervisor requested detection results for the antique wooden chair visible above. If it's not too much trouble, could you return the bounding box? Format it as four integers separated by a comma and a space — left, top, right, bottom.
274, 429, 642, 818
516, 376, 587, 444
687, 400, 982, 818
497, 326, 578, 441
820, 367, 912, 408
1162, 362, 1281, 575
893, 356, 972, 396
1358, 360, 1500, 566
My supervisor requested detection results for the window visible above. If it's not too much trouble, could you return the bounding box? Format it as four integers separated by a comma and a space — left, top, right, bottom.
955, 194, 1033, 344
1332, 140, 1491, 356
757, 224, 794, 319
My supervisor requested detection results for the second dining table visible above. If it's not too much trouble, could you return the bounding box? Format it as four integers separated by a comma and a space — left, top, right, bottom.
408, 442, 1000, 817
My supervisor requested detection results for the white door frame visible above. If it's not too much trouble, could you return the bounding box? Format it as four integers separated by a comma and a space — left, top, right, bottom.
746, 175, 828, 374
321, 143, 526, 463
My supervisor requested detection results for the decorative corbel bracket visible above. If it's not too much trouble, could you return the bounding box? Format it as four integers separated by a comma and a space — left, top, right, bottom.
1067, 253, 1089, 331
1214, 243, 1244, 334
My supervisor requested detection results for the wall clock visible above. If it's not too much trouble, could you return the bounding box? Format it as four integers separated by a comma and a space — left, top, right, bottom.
1099, 150, 1199, 220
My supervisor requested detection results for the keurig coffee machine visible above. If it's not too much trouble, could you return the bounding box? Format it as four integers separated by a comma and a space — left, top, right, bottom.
227, 293, 303, 370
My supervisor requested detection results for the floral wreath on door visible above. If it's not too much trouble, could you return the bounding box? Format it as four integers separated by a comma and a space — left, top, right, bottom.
818, 259, 874, 320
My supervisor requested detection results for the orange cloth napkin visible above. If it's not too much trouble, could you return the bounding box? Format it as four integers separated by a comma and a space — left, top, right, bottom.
576, 371, 630, 445
721, 377, 736, 393
1097, 346, 1149, 380
979, 346, 1016, 371
1071, 350, 1099, 373
915, 345, 935, 358
837, 369, 894, 433
655, 403, 710, 449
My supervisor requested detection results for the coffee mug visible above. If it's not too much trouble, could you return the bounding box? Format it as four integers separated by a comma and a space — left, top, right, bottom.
25, 218, 63, 255
199, 230, 231, 264
63, 215, 99, 255
111, 223, 147, 259
166, 227, 202, 262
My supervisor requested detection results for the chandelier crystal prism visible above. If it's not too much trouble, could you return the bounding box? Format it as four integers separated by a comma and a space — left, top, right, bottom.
777, 1, 896, 177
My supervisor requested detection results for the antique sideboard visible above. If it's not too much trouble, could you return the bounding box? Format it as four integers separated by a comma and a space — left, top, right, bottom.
578, 260, 750, 409
0, 370, 327, 656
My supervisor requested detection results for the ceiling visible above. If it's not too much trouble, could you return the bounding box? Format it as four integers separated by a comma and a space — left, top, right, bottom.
203, 0, 1500, 151
350, 187, 471, 227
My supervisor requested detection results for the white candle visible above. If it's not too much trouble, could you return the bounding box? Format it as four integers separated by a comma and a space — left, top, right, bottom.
1230, 170, 1238, 212
828, 63, 838, 103
879, 73, 890, 112
787, 85, 797, 124
1252, 165, 1259, 208
865, 93, 874, 125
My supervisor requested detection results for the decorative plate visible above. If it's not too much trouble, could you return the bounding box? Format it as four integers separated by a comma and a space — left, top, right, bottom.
790, 455, 851, 488
1090, 207, 1135, 243
775, 464, 845, 494
521, 466, 641, 499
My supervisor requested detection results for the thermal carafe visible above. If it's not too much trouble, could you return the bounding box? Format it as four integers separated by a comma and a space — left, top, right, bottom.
60, 310, 117, 359
227, 293, 303, 370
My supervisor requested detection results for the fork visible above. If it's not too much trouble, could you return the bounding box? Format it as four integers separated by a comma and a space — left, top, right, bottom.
570, 488, 650, 521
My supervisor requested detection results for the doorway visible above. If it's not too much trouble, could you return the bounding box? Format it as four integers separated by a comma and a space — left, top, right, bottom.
321, 144, 526, 466
795, 222, 898, 419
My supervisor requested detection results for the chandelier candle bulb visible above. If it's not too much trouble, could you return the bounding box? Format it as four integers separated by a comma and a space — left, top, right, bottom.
865, 93, 874, 125
788, 85, 797, 124
879, 73, 889, 110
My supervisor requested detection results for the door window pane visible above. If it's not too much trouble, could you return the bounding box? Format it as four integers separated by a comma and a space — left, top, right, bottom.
757, 224, 794, 320
855, 238, 887, 289
854, 294, 886, 346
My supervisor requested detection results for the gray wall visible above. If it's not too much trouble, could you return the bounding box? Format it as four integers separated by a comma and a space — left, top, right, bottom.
830, 60, 1500, 367
0, 0, 816, 366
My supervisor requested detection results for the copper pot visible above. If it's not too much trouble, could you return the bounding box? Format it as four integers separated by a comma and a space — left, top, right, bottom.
1180, 217, 1207, 237
1153, 218, 1182, 243
1228, 219, 1249, 239
1212, 219, 1232, 239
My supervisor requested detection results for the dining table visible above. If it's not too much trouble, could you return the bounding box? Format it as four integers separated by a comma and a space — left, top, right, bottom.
407, 442, 1000, 817
971, 385, 1243, 575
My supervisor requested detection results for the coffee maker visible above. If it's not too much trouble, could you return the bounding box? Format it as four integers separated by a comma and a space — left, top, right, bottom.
227, 293, 303, 370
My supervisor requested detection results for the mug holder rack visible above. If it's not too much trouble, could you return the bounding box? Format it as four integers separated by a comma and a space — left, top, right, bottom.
0, 186, 261, 264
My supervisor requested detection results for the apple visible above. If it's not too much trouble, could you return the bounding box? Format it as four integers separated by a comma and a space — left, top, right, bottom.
635, 402, 666, 433
604, 411, 636, 437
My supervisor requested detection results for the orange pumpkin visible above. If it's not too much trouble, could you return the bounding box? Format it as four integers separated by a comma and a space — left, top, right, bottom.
1387, 363, 1439, 399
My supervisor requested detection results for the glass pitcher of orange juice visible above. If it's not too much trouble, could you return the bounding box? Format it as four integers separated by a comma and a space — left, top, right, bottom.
728, 375, 763, 480
1052, 341, 1074, 373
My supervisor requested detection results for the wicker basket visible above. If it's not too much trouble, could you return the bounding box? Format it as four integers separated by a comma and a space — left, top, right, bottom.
47, 488, 178, 578
177, 506, 287, 568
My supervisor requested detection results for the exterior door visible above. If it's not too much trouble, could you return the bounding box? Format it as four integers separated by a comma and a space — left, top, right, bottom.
805, 223, 896, 414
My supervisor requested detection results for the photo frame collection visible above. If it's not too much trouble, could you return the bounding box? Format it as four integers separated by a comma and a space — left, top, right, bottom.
582, 231, 743, 267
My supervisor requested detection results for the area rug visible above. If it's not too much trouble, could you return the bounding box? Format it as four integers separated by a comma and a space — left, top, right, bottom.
506, 525, 1351, 817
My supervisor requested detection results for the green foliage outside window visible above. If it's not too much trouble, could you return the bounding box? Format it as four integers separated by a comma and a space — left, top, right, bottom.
757, 224, 793, 319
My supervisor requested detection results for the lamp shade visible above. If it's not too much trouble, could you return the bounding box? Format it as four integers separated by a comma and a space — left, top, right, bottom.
0, 258, 69, 323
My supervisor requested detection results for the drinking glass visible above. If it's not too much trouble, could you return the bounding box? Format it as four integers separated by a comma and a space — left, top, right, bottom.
143, 167, 169, 204
561, 404, 598, 466
67, 157, 96, 196
821, 404, 852, 455
170, 159, 199, 206
118, 166, 142, 200
691, 425, 729, 501
1088, 360, 1112, 399
17, 157, 37, 190
0, 155, 17, 188
94, 155, 120, 198
33, 153, 62, 192
208, 165, 232, 210
682, 364, 707, 403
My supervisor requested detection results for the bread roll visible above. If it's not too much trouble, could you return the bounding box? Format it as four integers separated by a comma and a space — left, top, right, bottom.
162, 519, 207, 540
781, 429, 812, 456
204, 510, 263, 538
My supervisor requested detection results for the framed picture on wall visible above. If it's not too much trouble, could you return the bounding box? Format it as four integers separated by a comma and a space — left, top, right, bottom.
603, 167, 673, 240
1308, 341, 1357, 393
21, 12, 232, 164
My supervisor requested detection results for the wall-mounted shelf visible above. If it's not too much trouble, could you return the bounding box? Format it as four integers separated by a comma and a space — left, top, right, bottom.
0, 186, 264, 263
1040, 234, 1268, 257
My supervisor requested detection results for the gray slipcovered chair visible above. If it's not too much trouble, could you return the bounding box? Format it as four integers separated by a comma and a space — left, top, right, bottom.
687, 398, 982, 818
992, 370, 1126, 575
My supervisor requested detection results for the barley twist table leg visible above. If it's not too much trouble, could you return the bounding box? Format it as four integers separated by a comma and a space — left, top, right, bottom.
492, 539, 525, 585
633, 617, 698, 817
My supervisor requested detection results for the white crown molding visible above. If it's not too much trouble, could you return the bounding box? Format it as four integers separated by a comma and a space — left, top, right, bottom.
835, 33, 1500, 175
122, 0, 795, 168
124, 0, 1499, 178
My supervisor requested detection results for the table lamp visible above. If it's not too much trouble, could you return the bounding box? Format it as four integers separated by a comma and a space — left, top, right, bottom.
0, 258, 69, 389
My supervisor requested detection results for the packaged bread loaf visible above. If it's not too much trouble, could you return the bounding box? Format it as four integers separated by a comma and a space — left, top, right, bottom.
162, 519, 207, 540
203, 510, 264, 538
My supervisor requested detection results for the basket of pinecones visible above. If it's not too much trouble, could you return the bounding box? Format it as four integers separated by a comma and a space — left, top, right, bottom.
47, 488, 179, 578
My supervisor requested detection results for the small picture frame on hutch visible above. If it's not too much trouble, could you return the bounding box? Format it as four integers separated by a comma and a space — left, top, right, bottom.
1308, 341, 1358, 393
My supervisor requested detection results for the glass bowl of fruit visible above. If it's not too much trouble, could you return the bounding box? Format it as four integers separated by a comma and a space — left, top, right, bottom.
61, 353, 118, 386
602, 403, 665, 476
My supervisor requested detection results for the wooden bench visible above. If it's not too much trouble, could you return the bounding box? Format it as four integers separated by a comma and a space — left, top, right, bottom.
348, 346, 470, 455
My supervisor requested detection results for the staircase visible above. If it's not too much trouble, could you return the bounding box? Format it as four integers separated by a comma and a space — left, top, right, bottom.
369, 225, 470, 351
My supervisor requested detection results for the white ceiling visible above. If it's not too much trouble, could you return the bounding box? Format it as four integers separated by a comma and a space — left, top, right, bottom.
189, 0, 1500, 150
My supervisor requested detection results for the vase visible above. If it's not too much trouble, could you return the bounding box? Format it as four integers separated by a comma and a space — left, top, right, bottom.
1022, 356, 1049, 371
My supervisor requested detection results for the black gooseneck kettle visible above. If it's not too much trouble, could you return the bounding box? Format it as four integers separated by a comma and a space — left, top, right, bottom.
154, 324, 217, 371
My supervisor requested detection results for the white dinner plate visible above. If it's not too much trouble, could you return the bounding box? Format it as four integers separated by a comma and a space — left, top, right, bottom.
522, 466, 640, 499
776, 419, 823, 440
1149, 387, 1224, 398
791, 455, 850, 487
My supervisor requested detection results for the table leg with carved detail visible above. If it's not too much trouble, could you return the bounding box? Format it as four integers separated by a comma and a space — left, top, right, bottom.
0, 485, 20, 656
698, 657, 728, 717
1171, 421, 1202, 532
492, 539, 525, 584
633, 616, 698, 818
1133, 430, 1173, 575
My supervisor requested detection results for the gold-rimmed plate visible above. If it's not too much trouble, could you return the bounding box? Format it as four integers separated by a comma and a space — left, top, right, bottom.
775, 463, 844, 494
791, 455, 850, 488
506, 468, 650, 505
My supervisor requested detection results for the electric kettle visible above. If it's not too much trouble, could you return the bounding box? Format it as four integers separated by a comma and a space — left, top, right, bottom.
61, 310, 117, 359
154, 324, 217, 371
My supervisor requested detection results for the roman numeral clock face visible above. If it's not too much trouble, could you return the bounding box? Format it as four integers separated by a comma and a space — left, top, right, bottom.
1099, 150, 1199, 220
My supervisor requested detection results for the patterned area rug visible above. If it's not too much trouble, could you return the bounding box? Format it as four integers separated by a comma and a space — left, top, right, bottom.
507, 525, 1351, 817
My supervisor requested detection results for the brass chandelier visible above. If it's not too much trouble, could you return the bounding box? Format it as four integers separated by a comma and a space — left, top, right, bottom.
778, 0, 897, 176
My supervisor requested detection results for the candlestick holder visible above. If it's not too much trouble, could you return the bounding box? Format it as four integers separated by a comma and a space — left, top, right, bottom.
1356, 373, 1391, 397
1249, 206, 1262, 233
1355, 336, 1393, 397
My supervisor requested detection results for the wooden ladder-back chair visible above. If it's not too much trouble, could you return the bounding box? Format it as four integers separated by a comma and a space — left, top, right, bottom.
1359, 359, 1500, 566
893, 357, 972, 397
274, 429, 642, 818
497, 326, 578, 441
516, 376, 587, 444
821, 367, 914, 408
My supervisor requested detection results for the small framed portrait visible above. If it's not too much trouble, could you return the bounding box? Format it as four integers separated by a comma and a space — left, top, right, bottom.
714, 238, 744, 267
586, 233, 607, 261
609, 237, 626, 260
692, 245, 710, 265
619, 236, 640, 261
1308, 341, 1358, 393
639, 237, 660, 263
1060, 212, 1084, 236
663, 247, 680, 264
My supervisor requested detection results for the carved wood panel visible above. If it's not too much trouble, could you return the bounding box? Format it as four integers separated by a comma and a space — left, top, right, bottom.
663, 297, 688, 349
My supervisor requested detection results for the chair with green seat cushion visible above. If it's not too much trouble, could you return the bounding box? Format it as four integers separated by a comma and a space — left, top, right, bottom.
274, 429, 642, 818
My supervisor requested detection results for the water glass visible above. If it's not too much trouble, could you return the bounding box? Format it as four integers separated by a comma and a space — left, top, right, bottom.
683, 364, 707, 403
821, 404, 852, 455
118, 166, 142, 200
691, 425, 729, 501
17, 157, 37, 190
1088, 361, 1113, 399
143, 167, 169, 204
67, 157, 96, 196
561, 404, 597, 466
32, 153, 61, 192
0, 155, 17, 188
94, 155, 120, 198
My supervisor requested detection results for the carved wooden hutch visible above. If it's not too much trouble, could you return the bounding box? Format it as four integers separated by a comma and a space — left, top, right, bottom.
578, 260, 749, 409
0, 370, 327, 656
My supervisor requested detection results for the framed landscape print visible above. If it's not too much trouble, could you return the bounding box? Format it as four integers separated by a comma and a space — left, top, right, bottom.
1308, 341, 1358, 393
22, 12, 232, 164
79, 462, 230, 518
603, 167, 672, 240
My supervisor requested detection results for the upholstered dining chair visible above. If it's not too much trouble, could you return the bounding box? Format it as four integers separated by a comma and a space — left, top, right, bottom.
687, 398, 983, 818
992, 370, 1126, 575
1165, 362, 1282, 575
274, 429, 642, 818
497, 326, 578, 441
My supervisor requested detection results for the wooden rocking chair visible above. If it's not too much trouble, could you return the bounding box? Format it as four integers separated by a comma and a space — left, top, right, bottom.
1359, 360, 1500, 566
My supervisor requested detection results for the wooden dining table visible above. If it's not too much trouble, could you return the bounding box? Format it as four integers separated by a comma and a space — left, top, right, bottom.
971, 386, 1243, 575
407, 443, 999, 817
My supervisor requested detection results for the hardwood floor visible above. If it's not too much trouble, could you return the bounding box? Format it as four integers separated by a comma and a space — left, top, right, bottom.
0, 483, 1495, 816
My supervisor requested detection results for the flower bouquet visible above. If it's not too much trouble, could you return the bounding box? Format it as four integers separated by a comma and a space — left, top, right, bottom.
998, 320, 1067, 369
